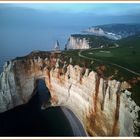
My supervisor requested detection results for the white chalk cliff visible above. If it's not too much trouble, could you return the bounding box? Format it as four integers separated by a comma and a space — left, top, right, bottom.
83, 27, 122, 40
66, 36, 90, 50
0, 52, 139, 136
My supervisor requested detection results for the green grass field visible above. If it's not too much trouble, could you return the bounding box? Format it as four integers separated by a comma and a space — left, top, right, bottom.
83, 44, 140, 73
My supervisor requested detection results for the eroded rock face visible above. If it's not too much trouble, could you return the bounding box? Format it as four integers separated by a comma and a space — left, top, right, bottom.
0, 52, 139, 136
66, 36, 90, 50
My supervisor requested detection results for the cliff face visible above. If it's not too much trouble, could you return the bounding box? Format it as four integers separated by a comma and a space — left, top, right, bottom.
0, 52, 139, 136
83, 27, 122, 40
65, 36, 90, 50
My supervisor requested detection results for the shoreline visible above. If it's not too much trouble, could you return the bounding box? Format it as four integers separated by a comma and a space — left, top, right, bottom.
61, 106, 87, 137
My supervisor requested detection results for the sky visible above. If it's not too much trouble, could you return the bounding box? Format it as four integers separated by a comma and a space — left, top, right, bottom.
1, 2, 140, 63
5, 3, 140, 16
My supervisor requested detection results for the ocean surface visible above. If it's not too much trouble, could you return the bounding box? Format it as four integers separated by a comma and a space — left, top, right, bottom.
0, 23, 87, 73
0, 96, 75, 136
0, 6, 137, 73
0, 25, 84, 74
0, 7, 93, 73
0, 80, 76, 136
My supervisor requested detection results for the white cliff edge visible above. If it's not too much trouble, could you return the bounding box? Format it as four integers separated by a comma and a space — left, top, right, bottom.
65, 36, 90, 50
0, 57, 139, 136
83, 27, 122, 40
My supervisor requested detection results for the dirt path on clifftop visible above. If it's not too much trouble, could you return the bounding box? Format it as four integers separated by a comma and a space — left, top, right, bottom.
78, 50, 140, 77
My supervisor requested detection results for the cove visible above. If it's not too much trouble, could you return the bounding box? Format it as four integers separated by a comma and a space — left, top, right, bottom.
0, 79, 86, 136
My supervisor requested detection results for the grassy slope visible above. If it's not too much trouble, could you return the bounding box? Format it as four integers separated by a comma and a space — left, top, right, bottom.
82, 35, 140, 73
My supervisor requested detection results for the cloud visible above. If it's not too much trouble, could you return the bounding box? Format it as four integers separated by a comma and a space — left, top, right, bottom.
1, 3, 140, 16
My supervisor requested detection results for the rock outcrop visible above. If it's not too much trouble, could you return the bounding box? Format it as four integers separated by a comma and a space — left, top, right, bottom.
65, 36, 90, 50
54, 40, 60, 51
0, 52, 139, 136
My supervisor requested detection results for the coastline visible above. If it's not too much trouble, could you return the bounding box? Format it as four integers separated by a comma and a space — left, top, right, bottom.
61, 106, 87, 137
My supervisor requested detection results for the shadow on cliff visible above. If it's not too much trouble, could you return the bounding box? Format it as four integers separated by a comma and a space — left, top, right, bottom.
0, 79, 74, 136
